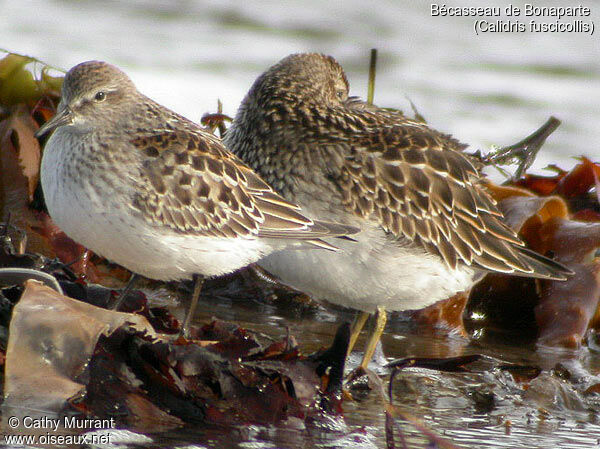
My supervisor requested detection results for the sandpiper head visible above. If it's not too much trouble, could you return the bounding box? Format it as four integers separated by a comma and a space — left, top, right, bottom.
36, 61, 137, 137
246, 53, 349, 107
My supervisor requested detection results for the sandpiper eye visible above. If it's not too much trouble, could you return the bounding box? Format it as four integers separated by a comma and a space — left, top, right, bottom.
336, 90, 345, 100
94, 91, 106, 102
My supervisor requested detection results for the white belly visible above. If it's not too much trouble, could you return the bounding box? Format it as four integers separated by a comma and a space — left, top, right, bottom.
40, 131, 268, 281
258, 224, 476, 313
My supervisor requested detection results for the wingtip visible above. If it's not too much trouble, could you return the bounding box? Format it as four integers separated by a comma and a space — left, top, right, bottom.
516, 247, 574, 281
305, 238, 339, 251
301, 221, 360, 251
311, 220, 360, 237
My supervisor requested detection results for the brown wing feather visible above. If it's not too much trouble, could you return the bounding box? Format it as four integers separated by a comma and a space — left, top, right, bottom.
131, 130, 355, 244
336, 120, 565, 277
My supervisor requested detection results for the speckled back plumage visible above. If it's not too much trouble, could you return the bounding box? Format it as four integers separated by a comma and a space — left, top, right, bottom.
38, 60, 362, 283
131, 129, 341, 240
225, 53, 570, 280
62, 61, 356, 244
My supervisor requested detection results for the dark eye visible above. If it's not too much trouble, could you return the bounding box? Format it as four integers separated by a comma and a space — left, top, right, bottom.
94, 91, 106, 102
336, 90, 345, 100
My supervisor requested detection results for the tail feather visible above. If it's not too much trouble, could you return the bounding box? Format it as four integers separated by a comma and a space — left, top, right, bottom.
514, 247, 573, 281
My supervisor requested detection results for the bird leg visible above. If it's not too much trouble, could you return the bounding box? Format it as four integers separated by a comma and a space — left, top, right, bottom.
111, 272, 139, 311
348, 310, 370, 357
180, 274, 205, 339
360, 305, 387, 371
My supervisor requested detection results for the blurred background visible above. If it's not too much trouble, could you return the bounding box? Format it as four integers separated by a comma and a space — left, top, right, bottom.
2, 0, 599, 172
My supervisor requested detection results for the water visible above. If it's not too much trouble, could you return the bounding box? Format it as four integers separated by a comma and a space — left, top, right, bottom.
97, 293, 600, 449
2, 1, 600, 447
3, 0, 599, 173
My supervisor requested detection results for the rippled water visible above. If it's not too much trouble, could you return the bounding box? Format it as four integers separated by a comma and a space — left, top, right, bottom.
3, 0, 599, 171
2, 1, 600, 448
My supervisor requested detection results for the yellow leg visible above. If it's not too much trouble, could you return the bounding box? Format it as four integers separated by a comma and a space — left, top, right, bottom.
348, 311, 370, 357
360, 305, 387, 371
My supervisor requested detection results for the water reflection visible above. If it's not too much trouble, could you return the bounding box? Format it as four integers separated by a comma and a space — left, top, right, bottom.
172, 284, 600, 449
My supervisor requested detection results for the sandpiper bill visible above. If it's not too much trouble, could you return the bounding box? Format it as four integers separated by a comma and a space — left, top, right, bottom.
224, 53, 572, 369
36, 60, 358, 337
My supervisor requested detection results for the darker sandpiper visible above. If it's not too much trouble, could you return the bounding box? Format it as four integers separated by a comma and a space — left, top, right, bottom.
224, 53, 572, 368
